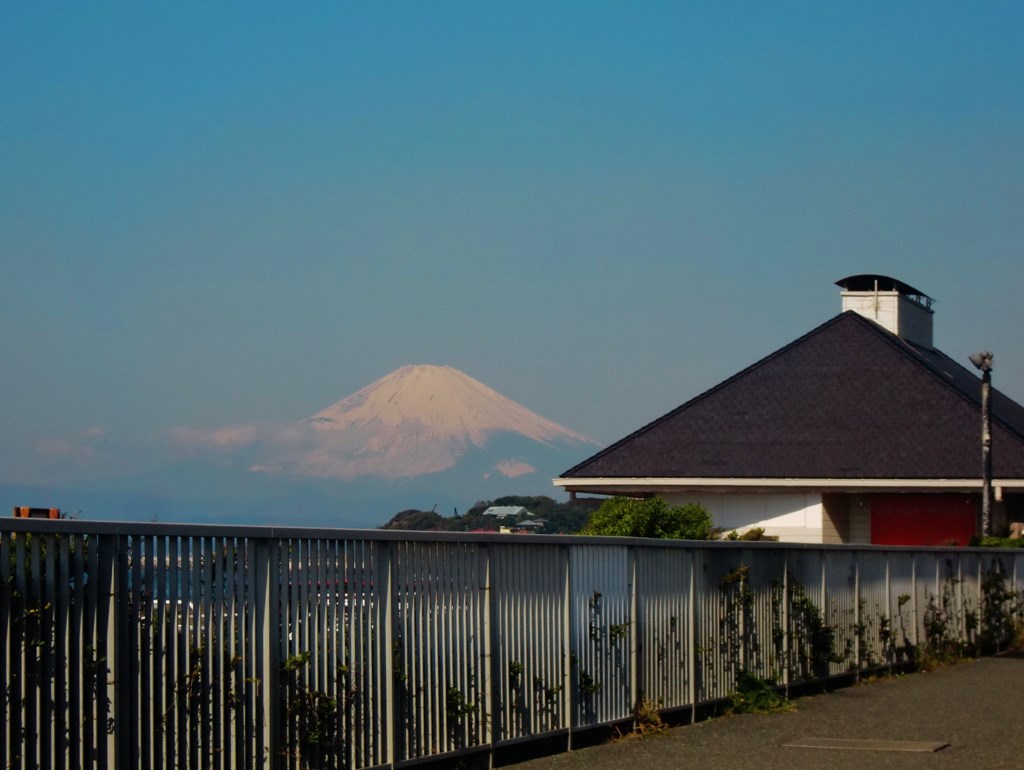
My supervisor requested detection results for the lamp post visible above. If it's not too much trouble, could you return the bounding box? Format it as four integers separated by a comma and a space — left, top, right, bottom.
969, 351, 994, 537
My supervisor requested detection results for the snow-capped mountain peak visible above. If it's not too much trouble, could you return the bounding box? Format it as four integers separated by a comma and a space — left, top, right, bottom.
308, 364, 593, 446
275, 364, 597, 481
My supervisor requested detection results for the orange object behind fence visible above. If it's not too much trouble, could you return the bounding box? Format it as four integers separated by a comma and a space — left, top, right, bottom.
12, 506, 60, 519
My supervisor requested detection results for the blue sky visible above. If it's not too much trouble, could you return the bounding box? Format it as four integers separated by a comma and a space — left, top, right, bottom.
2, 2, 1023, 493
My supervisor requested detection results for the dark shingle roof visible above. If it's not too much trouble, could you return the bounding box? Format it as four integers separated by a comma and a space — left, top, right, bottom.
562, 312, 1024, 480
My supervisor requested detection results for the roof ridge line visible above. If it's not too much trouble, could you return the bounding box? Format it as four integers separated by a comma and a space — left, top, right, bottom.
560, 313, 854, 477
847, 315, 1024, 443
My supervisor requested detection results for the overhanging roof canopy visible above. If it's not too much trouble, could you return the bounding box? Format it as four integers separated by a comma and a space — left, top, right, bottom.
836, 274, 935, 308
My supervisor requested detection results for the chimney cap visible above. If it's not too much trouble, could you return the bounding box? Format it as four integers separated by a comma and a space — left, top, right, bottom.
835, 274, 934, 309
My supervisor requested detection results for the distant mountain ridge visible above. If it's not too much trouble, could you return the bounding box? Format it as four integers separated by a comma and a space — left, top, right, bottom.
3, 365, 600, 528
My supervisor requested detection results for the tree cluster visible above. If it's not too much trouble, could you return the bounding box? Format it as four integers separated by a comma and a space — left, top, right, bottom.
380, 495, 602, 534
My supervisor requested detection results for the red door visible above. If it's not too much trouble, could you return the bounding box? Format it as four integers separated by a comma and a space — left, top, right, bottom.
870, 494, 976, 546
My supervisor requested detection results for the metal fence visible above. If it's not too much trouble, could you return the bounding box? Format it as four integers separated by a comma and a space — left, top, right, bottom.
2, 518, 1023, 769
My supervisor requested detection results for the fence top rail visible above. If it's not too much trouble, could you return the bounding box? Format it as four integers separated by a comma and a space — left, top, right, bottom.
3, 516, 1022, 555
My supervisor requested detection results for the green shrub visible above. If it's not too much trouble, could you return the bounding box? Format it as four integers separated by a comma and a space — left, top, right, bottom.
580, 496, 713, 540
978, 536, 1024, 549
727, 671, 791, 714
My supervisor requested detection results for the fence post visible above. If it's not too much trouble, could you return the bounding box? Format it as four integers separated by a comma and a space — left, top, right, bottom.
910, 555, 918, 648
628, 546, 638, 725
480, 543, 497, 761
781, 553, 790, 696
94, 534, 117, 769
883, 553, 891, 673
561, 544, 573, 749
687, 548, 698, 722
381, 541, 396, 769
253, 537, 275, 769
853, 552, 861, 678
114, 535, 134, 769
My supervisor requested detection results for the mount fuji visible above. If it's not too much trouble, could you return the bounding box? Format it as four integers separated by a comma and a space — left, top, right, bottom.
263, 364, 598, 482
15, 366, 600, 527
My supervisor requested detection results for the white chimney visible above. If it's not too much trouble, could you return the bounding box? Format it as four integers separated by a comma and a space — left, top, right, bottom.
836, 274, 934, 348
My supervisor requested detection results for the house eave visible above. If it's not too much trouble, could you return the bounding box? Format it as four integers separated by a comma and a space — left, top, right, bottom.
553, 477, 1024, 495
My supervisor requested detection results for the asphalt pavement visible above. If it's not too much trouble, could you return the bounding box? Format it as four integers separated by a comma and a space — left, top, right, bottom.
507, 653, 1024, 770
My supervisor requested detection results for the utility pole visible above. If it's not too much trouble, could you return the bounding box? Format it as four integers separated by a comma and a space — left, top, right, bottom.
969, 351, 994, 537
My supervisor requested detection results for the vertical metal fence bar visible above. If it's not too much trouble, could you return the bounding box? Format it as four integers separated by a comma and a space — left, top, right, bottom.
419, 544, 432, 757
80, 538, 95, 767
911, 554, 919, 648
781, 553, 790, 695
225, 537, 238, 770
442, 543, 454, 753
114, 536, 132, 770
885, 553, 892, 673
198, 537, 212, 769
956, 555, 965, 645
339, 538, 350, 767
481, 544, 495, 755
437, 542, 445, 752
368, 540, 382, 768
0, 533, 9, 768
974, 554, 983, 652
326, 539, 338, 770
381, 541, 396, 770
428, 543, 441, 755
451, 543, 463, 752
238, 535, 249, 770
266, 538, 282, 770
688, 550, 697, 722
853, 553, 861, 676
345, 539, 358, 768
175, 536, 188, 768
128, 536, 142, 770
561, 545, 572, 749
398, 543, 411, 759
152, 535, 167, 770
25, 532, 41, 770
70, 534, 84, 770
242, 537, 257, 770
190, 536, 203, 770
12, 534, 26, 770
86, 532, 102, 769
41, 534, 56, 769
352, 537, 365, 768
211, 537, 225, 770
312, 540, 323, 723
138, 536, 153, 770
249, 535, 260, 768
94, 536, 114, 769
628, 547, 638, 725
56, 534, 71, 769
98, 536, 116, 767
399, 541, 413, 762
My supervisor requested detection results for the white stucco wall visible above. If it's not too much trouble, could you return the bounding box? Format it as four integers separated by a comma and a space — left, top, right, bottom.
662, 491, 826, 543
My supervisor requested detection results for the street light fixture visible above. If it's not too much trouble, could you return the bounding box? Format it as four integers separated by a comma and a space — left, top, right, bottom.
969, 351, 994, 537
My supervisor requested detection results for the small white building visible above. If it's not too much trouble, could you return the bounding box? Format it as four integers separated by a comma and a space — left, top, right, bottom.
481, 505, 531, 519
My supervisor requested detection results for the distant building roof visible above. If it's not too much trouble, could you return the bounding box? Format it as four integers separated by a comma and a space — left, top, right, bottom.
482, 505, 530, 518
560, 311, 1024, 483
